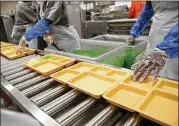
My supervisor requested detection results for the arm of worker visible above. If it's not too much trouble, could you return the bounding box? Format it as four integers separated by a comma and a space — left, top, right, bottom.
130, 1, 154, 38
128, 2, 135, 19
132, 23, 178, 82
19, 2, 64, 43
16, 19, 51, 54
40, 1, 65, 24
127, 1, 154, 45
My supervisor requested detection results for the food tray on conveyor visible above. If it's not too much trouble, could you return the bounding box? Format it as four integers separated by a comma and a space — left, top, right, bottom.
103, 74, 178, 126
1, 45, 34, 60
24, 54, 75, 76
51, 62, 130, 99
122, 75, 159, 91
103, 84, 147, 112
44, 39, 124, 61
0, 41, 13, 48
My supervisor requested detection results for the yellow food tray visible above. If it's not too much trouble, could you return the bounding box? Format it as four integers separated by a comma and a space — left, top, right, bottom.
40, 54, 75, 67
69, 62, 96, 72
29, 60, 64, 76
1, 46, 34, 60
68, 71, 117, 99
122, 74, 159, 91
103, 84, 147, 112
138, 89, 178, 126
90, 66, 111, 75
155, 79, 178, 96
24, 58, 44, 66
0, 42, 13, 48
106, 69, 129, 81
51, 69, 80, 84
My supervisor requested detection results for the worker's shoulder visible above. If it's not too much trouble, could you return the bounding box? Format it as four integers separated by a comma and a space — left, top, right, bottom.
15, 3, 30, 11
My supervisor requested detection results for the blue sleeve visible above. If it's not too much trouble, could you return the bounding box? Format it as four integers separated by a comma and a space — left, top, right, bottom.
156, 23, 178, 59
25, 19, 50, 41
130, 5, 154, 38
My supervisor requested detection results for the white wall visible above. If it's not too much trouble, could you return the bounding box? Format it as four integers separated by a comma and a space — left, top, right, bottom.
0, 1, 17, 15
115, 2, 131, 8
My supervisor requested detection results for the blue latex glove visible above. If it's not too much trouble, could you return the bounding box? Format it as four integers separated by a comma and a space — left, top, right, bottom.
130, 5, 154, 38
156, 23, 178, 59
25, 19, 50, 41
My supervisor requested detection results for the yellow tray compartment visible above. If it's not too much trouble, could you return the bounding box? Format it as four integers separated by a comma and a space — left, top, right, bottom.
68, 71, 117, 99
156, 79, 178, 96
51, 69, 80, 84
40, 54, 57, 60
24, 58, 43, 66
103, 84, 147, 112
30, 60, 63, 75
58, 59, 75, 67
90, 66, 111, 75
106, 69, 129, 81
40, 54, 75, 67
69, 62, 96, 72
122, 74, 159, 91
138, 90, 178, 126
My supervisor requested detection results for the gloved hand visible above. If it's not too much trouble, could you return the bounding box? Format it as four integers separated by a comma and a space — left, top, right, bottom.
16, 36, 27, 54
131, 48, 168, 83
25, 19, 50, 41
43, 32, 54, 47
126, 35, 135, 45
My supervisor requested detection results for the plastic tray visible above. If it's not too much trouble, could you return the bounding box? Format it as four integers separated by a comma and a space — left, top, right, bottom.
138, 89, 178, 126
122, 74, 159, 91
0, 42, 13, 48
69, 62, 96, 72
1, 46, 34, 60
51, 69, 80, 84
68, 71, 117, 99
40, 54, 75, 67
44, 39, 124, 61
103, 84, 147, 112
156, 79, 178, 96
106, 69, 129, 81
90, 66, 111, 75
27, 60, 64, 75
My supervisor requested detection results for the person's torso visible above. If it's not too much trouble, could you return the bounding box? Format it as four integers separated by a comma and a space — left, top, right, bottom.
147, 1, 178, 51
15, 2, 37, 25
38, 1, 69, 26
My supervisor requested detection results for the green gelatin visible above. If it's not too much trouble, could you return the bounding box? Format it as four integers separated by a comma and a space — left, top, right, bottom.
124, 48, 142, 69
100, 48, 142, 69
41, 55, 55, 60
72, 49, 107, 57
100, 56, 125, 67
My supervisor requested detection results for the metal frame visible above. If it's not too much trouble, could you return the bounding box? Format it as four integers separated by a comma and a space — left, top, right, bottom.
1, 75, 61, 126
